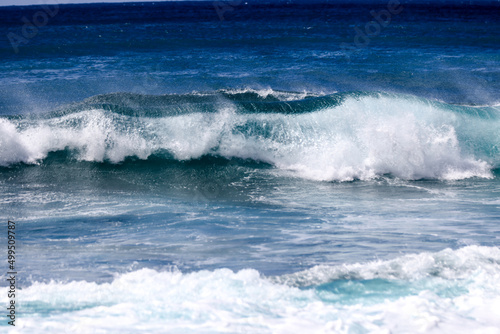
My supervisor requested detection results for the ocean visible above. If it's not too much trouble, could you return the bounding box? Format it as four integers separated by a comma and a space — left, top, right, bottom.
1, 0, 499, 332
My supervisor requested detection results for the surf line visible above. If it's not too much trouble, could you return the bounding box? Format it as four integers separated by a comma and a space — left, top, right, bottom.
6, 220, 16, 326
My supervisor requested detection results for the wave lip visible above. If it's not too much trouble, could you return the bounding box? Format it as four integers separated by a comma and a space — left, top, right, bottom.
10, 246, 500, 333
274, 245, 500, 286
1, 91, 498, 181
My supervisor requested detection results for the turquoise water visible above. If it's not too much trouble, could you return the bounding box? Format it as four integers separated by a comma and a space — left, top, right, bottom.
1, 1, 499, 332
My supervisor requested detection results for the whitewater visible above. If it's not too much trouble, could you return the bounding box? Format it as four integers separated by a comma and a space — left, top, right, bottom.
1, 1, 499, 333
6, 246, 500, 333
1, 91, 498, 181
1, 91, 499, 333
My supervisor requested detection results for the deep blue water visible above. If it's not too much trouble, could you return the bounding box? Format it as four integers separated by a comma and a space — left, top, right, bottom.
1, 1, 500, 332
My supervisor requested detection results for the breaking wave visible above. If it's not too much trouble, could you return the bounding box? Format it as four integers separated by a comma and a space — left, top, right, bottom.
1, 90, 498, 181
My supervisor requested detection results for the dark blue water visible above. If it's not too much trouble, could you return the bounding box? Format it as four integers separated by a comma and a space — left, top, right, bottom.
1, 1, 499, 332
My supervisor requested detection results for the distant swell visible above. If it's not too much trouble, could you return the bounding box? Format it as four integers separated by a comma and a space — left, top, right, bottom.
1, 90, 499, 181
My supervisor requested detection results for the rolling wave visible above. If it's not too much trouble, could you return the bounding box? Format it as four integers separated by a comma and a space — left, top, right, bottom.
1, 90, 498, 181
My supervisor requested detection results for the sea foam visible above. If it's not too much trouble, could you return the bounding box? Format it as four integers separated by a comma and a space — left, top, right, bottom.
1, 92, 498, 182
8, 246, 500, 333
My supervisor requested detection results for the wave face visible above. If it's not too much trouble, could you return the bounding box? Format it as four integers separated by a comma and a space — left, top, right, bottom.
10, 246, 500, 333
1, 90, 498, 181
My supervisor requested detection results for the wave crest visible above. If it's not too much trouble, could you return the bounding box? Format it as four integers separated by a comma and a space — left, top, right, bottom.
1, 91, 498, 181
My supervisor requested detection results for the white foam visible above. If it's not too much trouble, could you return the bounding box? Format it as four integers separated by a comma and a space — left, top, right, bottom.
0, 110, 153, 166
275, 245, 500, 285
0, 118, 34, 165
8, 246, 500, 333
0, 94, 497, 181
217, 95, 495, 181
218, 87, 320, 101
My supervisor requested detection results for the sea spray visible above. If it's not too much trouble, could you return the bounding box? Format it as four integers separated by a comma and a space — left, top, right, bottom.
1, 91, 498, 181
